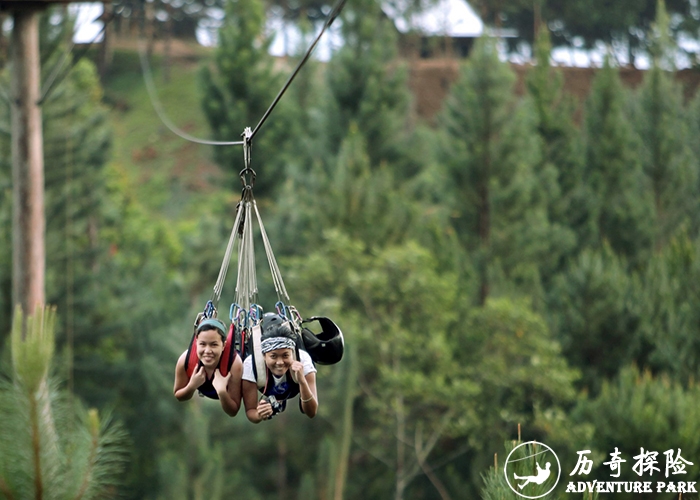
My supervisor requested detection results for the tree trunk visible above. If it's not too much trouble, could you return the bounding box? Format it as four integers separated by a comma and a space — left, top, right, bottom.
145, 1, 155, 59
478, 181, 490, 306
10, 8, 45, 319
333, 344, 358, 500
99, 3, 114, 82
394, 356, 406, 500
477, 106, 492, 306
163, 3, 173, 83
276, 418, 288, 500
0, 12, 7, 69
533, 0, 542, 39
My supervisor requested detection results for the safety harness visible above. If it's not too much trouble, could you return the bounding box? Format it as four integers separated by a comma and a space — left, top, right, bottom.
183, 318, 238, 399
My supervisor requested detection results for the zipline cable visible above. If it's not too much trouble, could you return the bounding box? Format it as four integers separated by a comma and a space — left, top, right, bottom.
140, 0, 349, 146
138, 44, 245, 146
249, 0, 348, 141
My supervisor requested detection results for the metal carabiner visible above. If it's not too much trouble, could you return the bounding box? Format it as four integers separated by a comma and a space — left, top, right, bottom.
203, 300, 216, 319
250, 303, 263, 325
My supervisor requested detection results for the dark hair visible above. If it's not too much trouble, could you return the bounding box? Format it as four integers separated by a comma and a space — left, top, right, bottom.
196, 318, 227, 341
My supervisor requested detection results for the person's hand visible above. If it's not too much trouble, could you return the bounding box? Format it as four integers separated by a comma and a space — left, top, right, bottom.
290, 360, 303, 384
190, 364, 206, 389
212, 369, 230, 395
257, 399, 273, 420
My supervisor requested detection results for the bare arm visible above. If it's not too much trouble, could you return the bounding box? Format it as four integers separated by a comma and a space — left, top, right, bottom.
213, 356, 243, 417
243, 380, 274, 423
174, 351, 204, 401
292, 361, 318, 418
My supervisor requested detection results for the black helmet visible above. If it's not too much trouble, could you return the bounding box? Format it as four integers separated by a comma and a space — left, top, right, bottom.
261, 313, 295, 339
301, 317, 344, 365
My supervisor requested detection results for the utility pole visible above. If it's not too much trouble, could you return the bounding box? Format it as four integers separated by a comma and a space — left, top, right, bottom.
7, 3, 45, 315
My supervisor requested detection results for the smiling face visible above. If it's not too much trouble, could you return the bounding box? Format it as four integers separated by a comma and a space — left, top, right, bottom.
196, 329, 224, 369
264, 348, 294, 377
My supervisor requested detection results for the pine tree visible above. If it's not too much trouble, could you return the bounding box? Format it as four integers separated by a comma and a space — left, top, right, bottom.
0, 306, 127, 499
582, 59, 654, 263
199, 0, 294, 197
440, 37, 559, 306
632, 0, 698, 250
574, 366, 700, 494
525, 28, 580, 277
635, 232, 700, 381
322, 0, 416, 174
548, 246, 640, 392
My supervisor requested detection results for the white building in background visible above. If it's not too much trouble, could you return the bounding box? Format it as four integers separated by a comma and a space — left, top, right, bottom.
267, 0, 505, 60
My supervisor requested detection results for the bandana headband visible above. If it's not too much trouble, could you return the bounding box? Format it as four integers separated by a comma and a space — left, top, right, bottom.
261, 337, 296, 354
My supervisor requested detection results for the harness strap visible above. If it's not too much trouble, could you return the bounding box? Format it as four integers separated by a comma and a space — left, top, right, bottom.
252, 323, 266, 390
254, 201, 289, 303
211, 201, 246, 309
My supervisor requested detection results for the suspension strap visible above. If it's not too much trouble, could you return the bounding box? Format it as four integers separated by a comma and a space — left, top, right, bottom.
211, 202, 245, 308
254, 201, 290, 304
252, 322, 266, 390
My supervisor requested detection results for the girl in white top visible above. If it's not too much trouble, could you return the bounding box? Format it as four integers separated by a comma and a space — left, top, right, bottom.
242, 314, 318, 423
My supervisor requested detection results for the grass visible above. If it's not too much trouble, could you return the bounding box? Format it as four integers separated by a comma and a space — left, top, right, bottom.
101, 47, 231, 221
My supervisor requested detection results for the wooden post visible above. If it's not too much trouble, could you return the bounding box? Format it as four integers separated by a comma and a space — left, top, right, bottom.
10, 7, 45, 314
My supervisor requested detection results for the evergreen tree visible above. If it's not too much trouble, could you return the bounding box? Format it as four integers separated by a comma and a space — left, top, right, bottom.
322, 0, 417, 174
582, 59, 654, 263
573, 366, 700, 500
2, 11, 202, 497
199, 0, 294, 197
548, 246, 640, 392
457, 297, 579, 490
524, 27, 579, 279
631, 0, 698, 250
635, 232, 700, 381
440, 37, 560, 306
284, 231, 473, 500
0, 306, 127, 499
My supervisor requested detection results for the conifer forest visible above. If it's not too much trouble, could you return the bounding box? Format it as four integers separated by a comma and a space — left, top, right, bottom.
2, 0, 700, 498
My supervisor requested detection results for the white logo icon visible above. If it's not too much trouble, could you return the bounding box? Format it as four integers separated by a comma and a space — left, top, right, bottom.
504, 441, 561, 499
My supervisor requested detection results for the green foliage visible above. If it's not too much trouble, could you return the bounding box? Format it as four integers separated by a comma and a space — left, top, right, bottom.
4, 3, 700, 498
0, 306, 127, 500
525, 29, 581, 273
635, 232, 700, 381
323, 0, 416, 173
462, 299, 579, 458
199, 0, 294, 197
273, 126, 419, 252
572, 366, 700, 498
440, 37, 568, 304
582, 60, 654, 262
282, 231, 471, 498
549, 247, 640, 392
155, 402, 226, 500
630, 62, 698, 250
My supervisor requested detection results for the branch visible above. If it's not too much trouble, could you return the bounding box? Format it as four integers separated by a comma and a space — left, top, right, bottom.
414, 420, 454, 500
0, 475, 16, 500
73, 412, 100, 500
351, 437, 393, 469
428, 443, 472, 471
29, 397, 43, 500
417, 457, 453, 500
